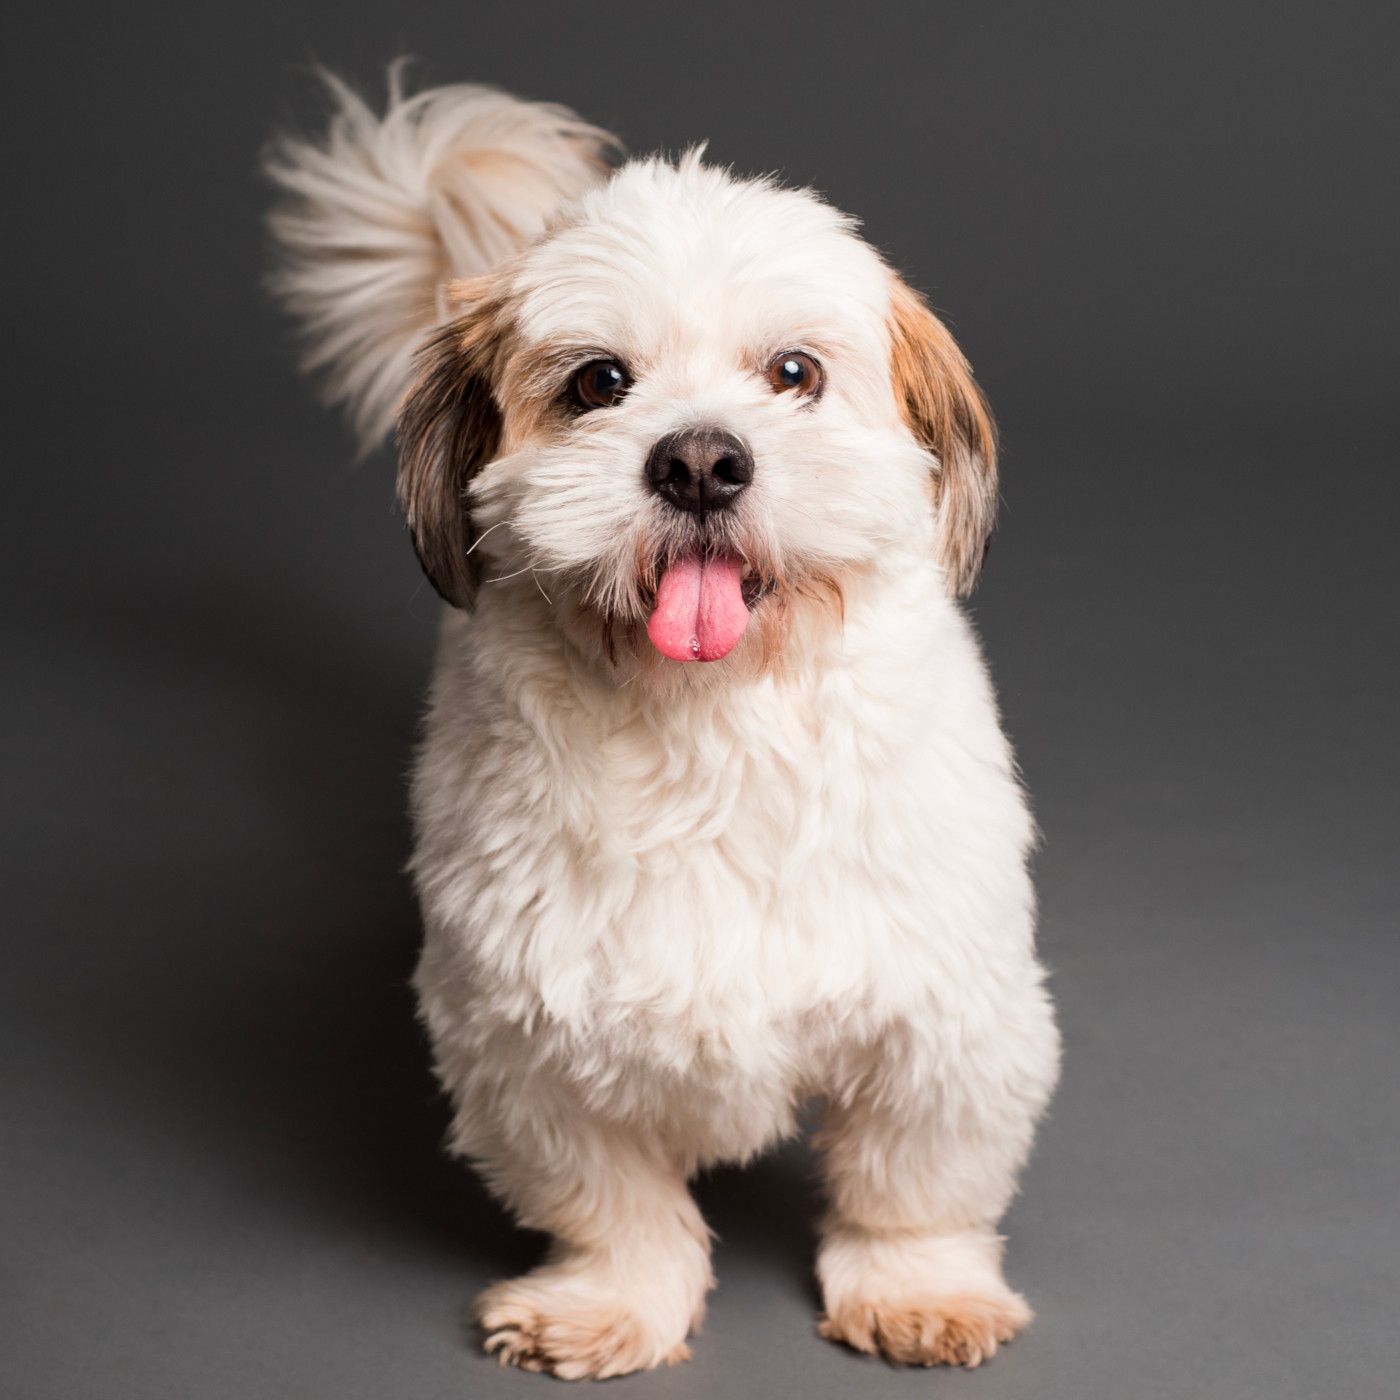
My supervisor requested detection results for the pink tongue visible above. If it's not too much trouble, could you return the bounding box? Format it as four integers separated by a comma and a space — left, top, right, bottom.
646, 555, 750, 662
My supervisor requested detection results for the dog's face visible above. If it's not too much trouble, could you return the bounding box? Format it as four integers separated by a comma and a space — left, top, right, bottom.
398, 154, 996, 672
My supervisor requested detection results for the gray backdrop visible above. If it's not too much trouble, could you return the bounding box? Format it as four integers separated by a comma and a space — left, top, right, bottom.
3, 3, 1398, 1398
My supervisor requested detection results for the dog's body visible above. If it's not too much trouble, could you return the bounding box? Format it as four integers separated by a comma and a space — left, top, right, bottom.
269, 70, 1059, 1379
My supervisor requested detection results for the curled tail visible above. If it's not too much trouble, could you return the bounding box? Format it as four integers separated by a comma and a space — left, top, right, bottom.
265, 64, 617, 449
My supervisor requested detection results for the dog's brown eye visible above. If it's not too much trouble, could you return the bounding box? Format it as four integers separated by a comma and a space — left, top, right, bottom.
573, 359, 630, 410
766, 350, 823, 399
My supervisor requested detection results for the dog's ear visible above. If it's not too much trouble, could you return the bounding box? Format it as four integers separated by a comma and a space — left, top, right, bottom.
887, 276, 999, 596
395, 279, 506, 609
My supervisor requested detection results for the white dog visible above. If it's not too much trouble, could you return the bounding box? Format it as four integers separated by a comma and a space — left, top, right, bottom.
268, 68, 1060, 1380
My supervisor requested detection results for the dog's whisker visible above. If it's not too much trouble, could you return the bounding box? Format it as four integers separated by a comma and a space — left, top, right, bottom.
466, 519, 508, 556
484, 562, 540, 585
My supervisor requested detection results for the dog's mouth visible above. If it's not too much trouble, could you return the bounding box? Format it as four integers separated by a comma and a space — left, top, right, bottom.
644, 554, 770, 663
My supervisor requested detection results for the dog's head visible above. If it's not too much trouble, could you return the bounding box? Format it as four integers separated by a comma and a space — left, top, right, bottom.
398, 153, 996, 672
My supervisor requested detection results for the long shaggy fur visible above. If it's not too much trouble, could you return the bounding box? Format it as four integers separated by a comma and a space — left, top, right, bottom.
265, 64, 615, 449
269, 67, 1059, 1382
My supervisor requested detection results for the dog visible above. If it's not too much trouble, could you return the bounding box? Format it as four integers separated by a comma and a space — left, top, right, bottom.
267, 66, 1060, 1379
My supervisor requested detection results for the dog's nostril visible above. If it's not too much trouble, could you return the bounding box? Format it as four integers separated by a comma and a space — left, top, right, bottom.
712, 455, 749, 486
666, 457, 690, 485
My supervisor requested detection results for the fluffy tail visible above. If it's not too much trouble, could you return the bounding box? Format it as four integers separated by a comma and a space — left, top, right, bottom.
265, 64, 617, 450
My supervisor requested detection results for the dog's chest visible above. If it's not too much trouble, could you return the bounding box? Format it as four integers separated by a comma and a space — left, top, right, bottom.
415, 607, 1031, 1096
479, 676, 970, 1025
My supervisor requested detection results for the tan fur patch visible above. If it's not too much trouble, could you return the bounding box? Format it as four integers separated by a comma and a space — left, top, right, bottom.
500, 335, 591, 395
887, 275, 999, 596
819, 1289, 1031, 1368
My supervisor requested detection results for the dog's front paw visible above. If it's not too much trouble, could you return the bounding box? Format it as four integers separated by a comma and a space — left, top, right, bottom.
819, 1289, 1030, 1368
475, 1273, 693, 1380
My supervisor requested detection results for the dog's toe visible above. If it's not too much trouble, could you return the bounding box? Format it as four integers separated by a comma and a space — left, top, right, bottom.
476, 1279, 692, 1380
819, 1289, 1030, 1368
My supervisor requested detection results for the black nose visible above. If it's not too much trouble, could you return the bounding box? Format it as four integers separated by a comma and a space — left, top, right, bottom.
645, 427, 754, 514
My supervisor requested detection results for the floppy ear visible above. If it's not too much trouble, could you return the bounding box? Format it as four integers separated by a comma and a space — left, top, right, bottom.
887, 276, 999, 596
395, 281, 505, 609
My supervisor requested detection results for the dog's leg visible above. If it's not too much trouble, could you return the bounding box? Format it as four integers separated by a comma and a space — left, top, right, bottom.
471, 1122, 712, 1380
814, 1021, 1054, 1368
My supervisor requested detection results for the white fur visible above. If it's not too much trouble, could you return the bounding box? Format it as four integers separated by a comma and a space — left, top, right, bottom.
265, 64, 614, 449
270, 71, 1059, 1378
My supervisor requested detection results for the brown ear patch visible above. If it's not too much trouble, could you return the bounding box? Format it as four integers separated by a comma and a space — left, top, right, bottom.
395, 279, 509, 609
887, 277, 999, 596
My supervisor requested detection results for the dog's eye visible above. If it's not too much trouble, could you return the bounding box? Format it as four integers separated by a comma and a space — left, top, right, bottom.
766, 350, 823, 400
572, 359, 631, 411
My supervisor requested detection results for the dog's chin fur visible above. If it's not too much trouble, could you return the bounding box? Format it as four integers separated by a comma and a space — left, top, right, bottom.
487, 561, 849, 699
269, 67, 1060, 1380
548, 527, 852, 683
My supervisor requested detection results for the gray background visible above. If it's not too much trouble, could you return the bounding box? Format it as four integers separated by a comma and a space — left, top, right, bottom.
3, 2, 1398, 1397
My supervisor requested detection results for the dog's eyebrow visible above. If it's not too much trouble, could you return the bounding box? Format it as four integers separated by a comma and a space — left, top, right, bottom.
506, 338, 625, 400
749, 337, 832, 369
